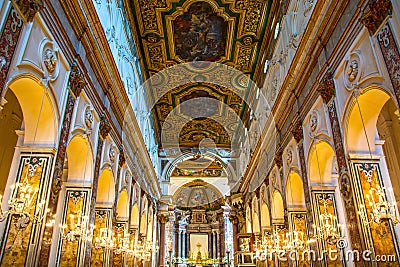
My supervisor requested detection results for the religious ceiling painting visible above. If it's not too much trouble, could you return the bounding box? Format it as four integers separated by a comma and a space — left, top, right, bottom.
126, 0, 274, 151
173, 179, 224, 209
154, 83, 248, 149
172, 2, 228, 62
171, 158, 225, 177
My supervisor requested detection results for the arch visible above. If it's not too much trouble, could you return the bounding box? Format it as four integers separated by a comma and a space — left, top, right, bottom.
271, 190, 284, 222
345, 87, 391, 153
7, 77, 58, 145
0, 89, 23, 195
96, 168, 115, 207
116, 189, 129, 220
130, 203, 139, 227
286, 172, 305, 209
163, 151, 237, 187
260, 202, 271, 229
172, 179, 224, 208
308, 140, 335, 185
66, 135, 94, 183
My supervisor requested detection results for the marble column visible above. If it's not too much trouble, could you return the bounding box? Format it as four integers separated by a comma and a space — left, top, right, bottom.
84, 114, 111, 265
208, 232, 213, 259
185, 232, 190, 258
39, 60, 86, 266
177, 230, 182, 258
290, 119, 319, 263
181, 231, 185, 258
229, 215, 239, 253
157, 213, 169, 266
215, 231, 220, 259
317, 72, 366, 265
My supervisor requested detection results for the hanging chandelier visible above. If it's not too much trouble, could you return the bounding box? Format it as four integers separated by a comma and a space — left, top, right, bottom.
359, 183, 399, 225
94, 227, 115, 250
113, 231, 131, 255
60, 211, 93, 242
352, 91, 399, 226
312, 195, 343, 245
284, 229, 307, 251
133, 240, 151, 261
0, 176, 48, 228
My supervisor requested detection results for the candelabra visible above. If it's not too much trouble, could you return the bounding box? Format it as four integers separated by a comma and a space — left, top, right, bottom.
60, 211, 93, 242
283, 229, 306, 251
94, 227, 114, 250
133, 239, 158, 262
359, 184, 399, 225
113, 232, 131, 255
0, 180, 48, 229
312, 197, 343, 245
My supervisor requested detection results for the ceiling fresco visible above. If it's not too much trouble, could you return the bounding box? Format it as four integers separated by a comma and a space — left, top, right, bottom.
125, 0, 275, 149
171, 158, 225, 177
173, 179, 224, 208
155, 82, 247, 148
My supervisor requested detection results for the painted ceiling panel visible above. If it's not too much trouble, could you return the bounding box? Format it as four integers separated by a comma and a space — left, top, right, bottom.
125, 0, 274, 149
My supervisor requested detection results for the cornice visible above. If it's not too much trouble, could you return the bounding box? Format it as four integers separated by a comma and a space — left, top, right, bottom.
43, 0, 161, 198
238, 0, 362, 194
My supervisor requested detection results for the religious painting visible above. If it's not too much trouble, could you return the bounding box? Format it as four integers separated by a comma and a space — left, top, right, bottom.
173, 180, 223, 208
179, 90, 219, 118
173, 2, 228, 62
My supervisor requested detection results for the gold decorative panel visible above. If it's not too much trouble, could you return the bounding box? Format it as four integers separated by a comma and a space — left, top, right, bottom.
57, 189, 90, 267
289, 212, 310, 266
113, 222, 128, 267
0, 154, 53, 266
91, 209, 112, 267
312, 192, 342, 266
353, 162, 399, 266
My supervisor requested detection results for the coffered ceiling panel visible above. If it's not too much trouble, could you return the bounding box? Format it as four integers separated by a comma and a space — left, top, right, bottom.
125, 0, 276, 149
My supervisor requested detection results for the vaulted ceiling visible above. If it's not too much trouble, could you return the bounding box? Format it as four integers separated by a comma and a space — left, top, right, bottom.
124, 0, 280, 150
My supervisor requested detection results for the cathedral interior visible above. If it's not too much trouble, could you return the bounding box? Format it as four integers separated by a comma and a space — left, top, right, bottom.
0, 0, 400, 266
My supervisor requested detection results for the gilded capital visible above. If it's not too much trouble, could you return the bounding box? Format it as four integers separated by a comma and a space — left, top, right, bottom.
118, 146, 126, 168
291, 119, 304, 143
317, 71, 336, 104
99, 114, 111, 139
13, 0, 44, 22
157, 213, 169, 224
360, 0, 392, 35
68, 60, 86, 98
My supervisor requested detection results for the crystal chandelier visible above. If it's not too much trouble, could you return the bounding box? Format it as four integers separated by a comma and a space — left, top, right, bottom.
113, 231, 131, 255
134, 239, 159, 261
359, 183, 399, 225
284, 229, 306, 251
94, 227, 114, 250
312, 196, 343, 245
60, 210, 93, 242
0, 178, 48, 228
